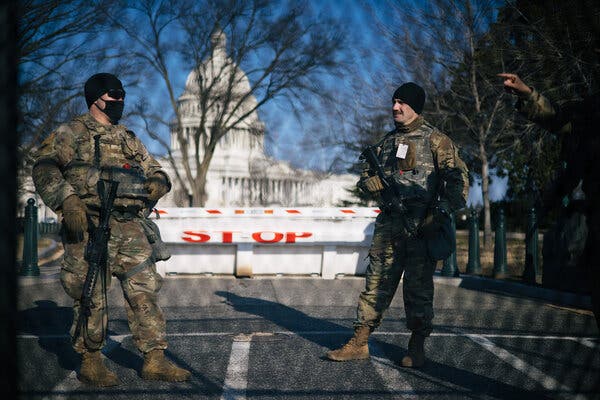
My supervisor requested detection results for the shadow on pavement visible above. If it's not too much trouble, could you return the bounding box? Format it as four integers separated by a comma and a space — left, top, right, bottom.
215, 290, 541, 399
18, 300, 223, 396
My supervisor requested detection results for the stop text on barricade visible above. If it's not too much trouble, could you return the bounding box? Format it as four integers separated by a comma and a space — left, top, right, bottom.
149, 207, 379, 278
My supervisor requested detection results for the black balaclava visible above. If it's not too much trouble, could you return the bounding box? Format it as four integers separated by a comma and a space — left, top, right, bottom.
84, 73, 125, 124
392, 82, 426, 114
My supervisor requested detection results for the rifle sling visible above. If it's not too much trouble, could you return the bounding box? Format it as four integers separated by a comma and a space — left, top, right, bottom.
121, 257, 153, 280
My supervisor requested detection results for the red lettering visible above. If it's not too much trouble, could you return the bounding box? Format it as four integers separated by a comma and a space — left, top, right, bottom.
221, 231, 234, 243
182, 231, 211, 243
252, 231, 284, 243
285, 232, 313, 243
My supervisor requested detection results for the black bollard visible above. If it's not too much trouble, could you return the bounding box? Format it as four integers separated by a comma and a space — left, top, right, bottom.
20, 198, 40, 276
493, 208, 507, 279
523, 207, 538, 284
466, 208, 481, 274
441, 212, 458, 277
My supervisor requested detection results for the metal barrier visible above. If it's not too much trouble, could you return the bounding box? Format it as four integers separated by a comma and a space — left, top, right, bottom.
151, 207, 379, 278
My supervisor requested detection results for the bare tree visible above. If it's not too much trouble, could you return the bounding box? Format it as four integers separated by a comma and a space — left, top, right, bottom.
109, 0, 346, 206
17, 0, 131, 205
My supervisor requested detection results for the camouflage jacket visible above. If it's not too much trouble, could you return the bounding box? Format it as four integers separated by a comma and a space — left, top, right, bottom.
32, 113, 171, 213
517, 89, 600, 207
359, 117, 469, 219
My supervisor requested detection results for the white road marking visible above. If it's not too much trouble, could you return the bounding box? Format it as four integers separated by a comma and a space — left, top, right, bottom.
19, 330, 597, 399
369, 341, 418, 399
17, 330, 598, 342
466, 334, 589, 400
39, 334, 124, 399
220, 334, 252, 400
41, 370, 78, 400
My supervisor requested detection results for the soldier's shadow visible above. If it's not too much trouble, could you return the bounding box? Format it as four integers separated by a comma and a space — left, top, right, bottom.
214, 290, 353, 351
214, 291, 547, 399
17, 300, 140, 374
17, 300, 79, 372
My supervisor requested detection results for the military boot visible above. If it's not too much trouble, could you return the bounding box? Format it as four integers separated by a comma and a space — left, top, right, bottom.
326, 326, 371, 361
401, 332, 426, 368
141, 349, 191, 382
78, 351, 120, 387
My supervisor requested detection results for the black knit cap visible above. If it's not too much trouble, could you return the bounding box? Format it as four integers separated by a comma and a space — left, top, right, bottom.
84, 73, 124, 108
392, 82, 425, 114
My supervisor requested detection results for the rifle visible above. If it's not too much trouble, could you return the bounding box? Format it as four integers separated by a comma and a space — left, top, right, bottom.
360, 145, 415, 235
73, 178, 119, 346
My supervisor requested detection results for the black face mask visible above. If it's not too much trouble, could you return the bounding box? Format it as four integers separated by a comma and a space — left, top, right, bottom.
100, 100, 124, 124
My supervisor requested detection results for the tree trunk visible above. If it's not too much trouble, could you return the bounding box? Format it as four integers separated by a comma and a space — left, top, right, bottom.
192, 164, 209, 207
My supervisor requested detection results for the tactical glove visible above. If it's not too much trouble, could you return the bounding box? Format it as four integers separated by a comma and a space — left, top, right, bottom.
363, 176, 384, 192
62, 195, 87, 241
146, 174, 169, 202
419, 207, 449, 239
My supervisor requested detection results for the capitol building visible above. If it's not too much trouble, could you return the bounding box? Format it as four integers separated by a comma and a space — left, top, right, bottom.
158, 29, 357, 208
21, 30, 358, 220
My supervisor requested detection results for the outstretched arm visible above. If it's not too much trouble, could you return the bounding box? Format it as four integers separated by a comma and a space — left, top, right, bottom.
498, 72, 574, 135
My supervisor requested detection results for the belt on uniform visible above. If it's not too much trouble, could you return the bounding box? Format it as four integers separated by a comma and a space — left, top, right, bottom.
111, 206, 142, 220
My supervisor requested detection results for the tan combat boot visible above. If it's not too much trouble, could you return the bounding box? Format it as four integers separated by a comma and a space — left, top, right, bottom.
141, 349, 191, 382
78, 351, 120, 387
401, 332, 426, 368
326, 326, 371, 361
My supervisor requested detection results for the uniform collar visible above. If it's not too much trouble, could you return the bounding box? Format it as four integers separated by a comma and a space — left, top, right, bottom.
75, 113, 126, 134
395, 115, 424, 133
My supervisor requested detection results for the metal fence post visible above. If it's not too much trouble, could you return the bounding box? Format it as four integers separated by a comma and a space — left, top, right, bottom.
493, 207, 507, 279
20, 198, 40, 276
523, 207, 538, 284
466, 208, 481, 274
441, 212, 458, 277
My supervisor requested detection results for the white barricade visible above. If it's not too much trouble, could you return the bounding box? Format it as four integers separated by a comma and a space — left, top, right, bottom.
150, 207, 380, 279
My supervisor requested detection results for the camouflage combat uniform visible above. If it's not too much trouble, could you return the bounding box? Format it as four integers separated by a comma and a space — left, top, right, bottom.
356, 116, 469, 336
517, 89, 600, 330
32, 113, 171, 354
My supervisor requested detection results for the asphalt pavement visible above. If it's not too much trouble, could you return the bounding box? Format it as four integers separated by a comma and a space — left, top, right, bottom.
16, 265, 600, 400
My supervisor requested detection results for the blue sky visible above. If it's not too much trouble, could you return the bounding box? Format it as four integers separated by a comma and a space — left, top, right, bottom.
24, 0, 504, 206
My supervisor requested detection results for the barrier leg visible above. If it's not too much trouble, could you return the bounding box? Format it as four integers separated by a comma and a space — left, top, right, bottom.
466, 208, 481, 274
441, 213, 458, 277
493, 208, 507, 279
523, 207, 538, 284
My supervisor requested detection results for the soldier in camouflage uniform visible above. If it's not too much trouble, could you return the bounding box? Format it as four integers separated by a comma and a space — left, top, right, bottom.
499, 72, 600, 332
326, 83, 469, 367
32, 73, 191, 386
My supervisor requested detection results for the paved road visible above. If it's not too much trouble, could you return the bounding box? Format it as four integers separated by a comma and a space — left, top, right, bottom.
16, 269, 599, 399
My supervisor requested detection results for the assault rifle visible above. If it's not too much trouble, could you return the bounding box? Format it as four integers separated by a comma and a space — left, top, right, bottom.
360, 145, 407, 215
360, 145, 416, 236
73, 178, 119, 346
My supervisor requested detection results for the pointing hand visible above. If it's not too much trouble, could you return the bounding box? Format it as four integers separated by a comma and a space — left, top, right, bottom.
497, 73, 532, 97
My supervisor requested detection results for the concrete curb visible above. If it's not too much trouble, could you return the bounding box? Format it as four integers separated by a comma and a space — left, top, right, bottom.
22, 242, 593, 311
434, 272, 592, 310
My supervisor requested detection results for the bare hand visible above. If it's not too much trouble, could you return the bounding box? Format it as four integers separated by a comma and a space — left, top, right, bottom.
497, 73, 532, 97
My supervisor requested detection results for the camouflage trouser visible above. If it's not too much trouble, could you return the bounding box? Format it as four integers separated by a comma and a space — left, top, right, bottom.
61, 216, 167, 354
355, 212, 437, 336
